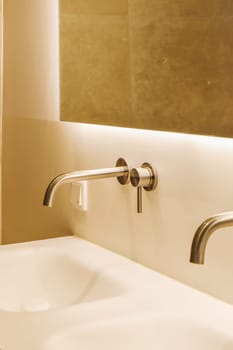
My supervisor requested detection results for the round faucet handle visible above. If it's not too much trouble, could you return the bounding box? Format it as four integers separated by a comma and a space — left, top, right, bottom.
130, 163, 158, 213
130, 162, 158, 191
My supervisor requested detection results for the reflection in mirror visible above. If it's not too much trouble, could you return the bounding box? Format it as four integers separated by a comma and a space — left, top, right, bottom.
59, 1, 233, 138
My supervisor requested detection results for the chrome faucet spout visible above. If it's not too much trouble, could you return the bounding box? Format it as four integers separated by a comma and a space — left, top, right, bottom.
43, 161, 129, 207
190, 211, 233, 264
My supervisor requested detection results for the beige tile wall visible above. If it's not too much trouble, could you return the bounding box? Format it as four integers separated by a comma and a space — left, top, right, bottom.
2, 118, 74, 243
60, 0, 233, 137
2, 0, 61, 242
3, 0, 59, 120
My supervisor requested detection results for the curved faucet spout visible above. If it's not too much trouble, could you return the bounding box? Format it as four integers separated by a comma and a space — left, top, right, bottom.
190, 211, 233, 264
43, 165, 129, 207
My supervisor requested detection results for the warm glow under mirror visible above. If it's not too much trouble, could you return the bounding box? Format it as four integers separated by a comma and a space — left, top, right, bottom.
59, 1, 233, 138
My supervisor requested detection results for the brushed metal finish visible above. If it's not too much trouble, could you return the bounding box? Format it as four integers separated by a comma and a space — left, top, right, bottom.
130, 162, 158, 213
190, 211, 233, 264
130, 167, 151, 188
130, 163, 158, 191
141, 162, 158, 191
137, 187, 142, 213
43, 159, 129, 207
116, 158, 130, 185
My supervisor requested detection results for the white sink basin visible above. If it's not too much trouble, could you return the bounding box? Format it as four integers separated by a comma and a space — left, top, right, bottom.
0, 248, 125, 312
44, 314, 233, 350
0, 237, 232, 350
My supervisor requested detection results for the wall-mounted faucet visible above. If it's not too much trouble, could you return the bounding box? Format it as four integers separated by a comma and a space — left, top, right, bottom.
190, 211, 233, 264
43, 158, 158, 212
43, 158, 129, 207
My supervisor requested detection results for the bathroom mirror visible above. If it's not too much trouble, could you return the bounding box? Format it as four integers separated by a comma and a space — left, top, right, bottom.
59, 1, 233, 138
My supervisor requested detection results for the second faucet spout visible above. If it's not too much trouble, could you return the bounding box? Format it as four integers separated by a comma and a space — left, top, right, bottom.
190, 211, 233, 264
